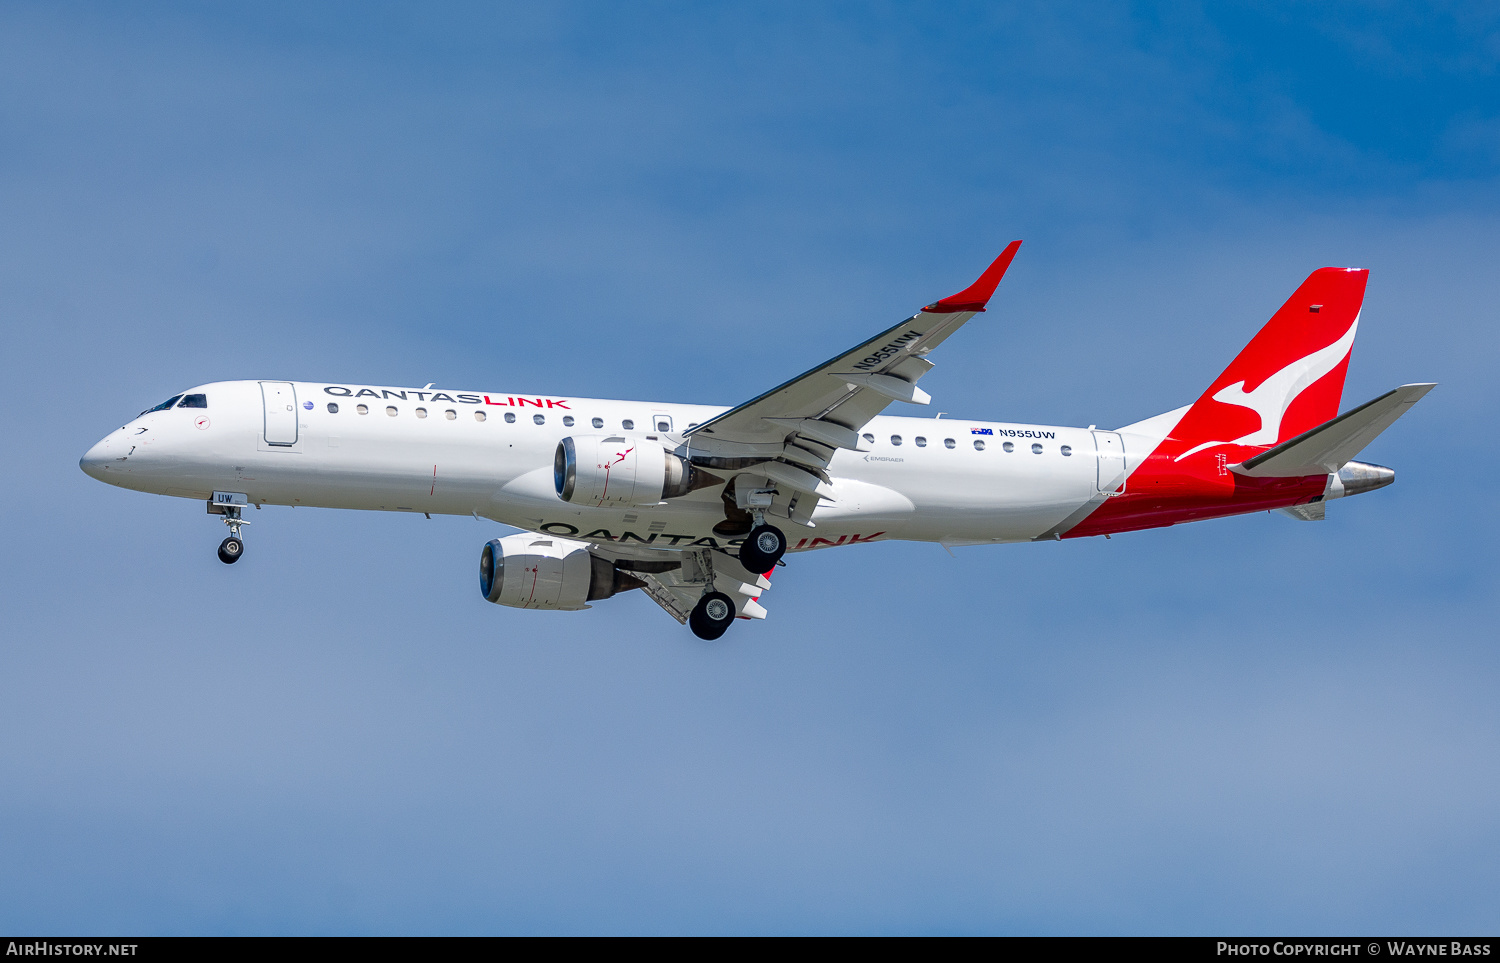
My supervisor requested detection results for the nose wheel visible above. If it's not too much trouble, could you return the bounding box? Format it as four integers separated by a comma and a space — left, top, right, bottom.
210, 501, 249, 564
738, 524, 786, 574
218, 536, 244, 564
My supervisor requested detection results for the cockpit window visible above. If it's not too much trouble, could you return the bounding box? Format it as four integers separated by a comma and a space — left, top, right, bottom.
177, 394, 208, 409
141, 395, 182, 416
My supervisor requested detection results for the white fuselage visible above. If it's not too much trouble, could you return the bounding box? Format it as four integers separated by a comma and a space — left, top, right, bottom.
81, 380, 1164, 553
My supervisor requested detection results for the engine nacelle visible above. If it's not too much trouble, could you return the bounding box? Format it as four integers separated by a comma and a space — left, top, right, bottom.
554, 435, 696, 507
478, 534, 644, 610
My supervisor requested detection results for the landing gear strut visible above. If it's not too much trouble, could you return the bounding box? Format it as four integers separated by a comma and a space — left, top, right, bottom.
209, 496, 250, 565
731, 483, 787, 574
689, 591, 736, 641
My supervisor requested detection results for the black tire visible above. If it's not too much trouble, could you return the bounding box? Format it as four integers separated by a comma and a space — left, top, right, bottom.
217, 536, 243, 564
738, 524, 786, 574
689, 591, 736, 640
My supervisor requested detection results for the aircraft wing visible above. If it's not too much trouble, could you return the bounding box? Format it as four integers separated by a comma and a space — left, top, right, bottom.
685, 243, 1022, 477
582, 244, 1022, 625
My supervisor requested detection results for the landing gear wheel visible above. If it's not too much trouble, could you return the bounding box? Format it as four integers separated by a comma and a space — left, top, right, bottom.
689, 591, 736, 641
738, 524, 786, 574
217, 536, 244, 564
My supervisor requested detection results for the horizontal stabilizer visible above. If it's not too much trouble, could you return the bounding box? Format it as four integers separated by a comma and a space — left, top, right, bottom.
1232, 383, 1435, 478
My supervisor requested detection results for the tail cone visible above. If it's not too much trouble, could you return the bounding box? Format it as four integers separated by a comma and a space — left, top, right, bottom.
1336, 461, 1394, 497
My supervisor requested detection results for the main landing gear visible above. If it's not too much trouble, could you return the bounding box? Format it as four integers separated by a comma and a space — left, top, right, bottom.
687, 514, 785, 641
685, 548, 738, 641
716, 479, 788, 574
738, 524, 786, 574
689, 591, 736, 641
735, 490, 787, 574
691, 485, 786, 639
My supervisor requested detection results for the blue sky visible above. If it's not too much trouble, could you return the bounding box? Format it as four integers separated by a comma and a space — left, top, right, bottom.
1, 1, 1497, 934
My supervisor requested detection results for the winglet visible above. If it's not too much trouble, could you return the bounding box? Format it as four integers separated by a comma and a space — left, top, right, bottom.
922, 240, 1023, 313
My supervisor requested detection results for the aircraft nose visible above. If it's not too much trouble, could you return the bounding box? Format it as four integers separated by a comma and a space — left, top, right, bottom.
80, 436, 113, 480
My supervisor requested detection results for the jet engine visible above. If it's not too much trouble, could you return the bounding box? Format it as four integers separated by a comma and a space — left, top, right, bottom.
554, 435, 698, 507
478, 534, 645, 610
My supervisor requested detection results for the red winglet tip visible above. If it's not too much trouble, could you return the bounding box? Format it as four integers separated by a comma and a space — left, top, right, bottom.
921, 240, 1023, 314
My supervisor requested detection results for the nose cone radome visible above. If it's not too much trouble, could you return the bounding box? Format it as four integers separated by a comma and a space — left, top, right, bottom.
80, 436, 114, 481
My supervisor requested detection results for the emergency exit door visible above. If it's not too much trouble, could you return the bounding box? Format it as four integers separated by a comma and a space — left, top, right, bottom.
260, 382, 299, 446
1091, 430, 1126, 494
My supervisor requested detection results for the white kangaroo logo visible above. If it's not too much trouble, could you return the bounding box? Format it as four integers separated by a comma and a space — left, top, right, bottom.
1175, 313, 1359, 462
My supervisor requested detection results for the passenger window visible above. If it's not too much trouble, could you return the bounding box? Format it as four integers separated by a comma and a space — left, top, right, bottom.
415, 407, 428, 419
688, 423, 699, 429
890, 435, 902, 446
1031, 443, 1043, 454
357, 404, 369, 415
177, 394, 208, 409
474, 411, 486, 422
563, 416, 575, 427
386, 406, 398, 417
974, 439, 986, 451
862, 433, 875, 444
140, 395, 182, 416
944, 438, 955, 449
1061, 445, 1072, 456
655, 416, 672, 432
327, 403, 339, 414
504, 412, 516, 423
444, 409, 456, 420
622, 419, 635, 430
915, 436, 927, 447
592, 417, 604, 428
1002, 441, 1014, 452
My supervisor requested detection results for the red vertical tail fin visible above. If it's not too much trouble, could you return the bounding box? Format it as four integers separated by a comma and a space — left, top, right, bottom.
1160, 267, 1368, 465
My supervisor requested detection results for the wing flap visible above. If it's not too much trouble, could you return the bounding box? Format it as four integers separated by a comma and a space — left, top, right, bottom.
837, 372, 932, 405
758, 460, 837, 500
764, 418, 864, 451
639, 573, 692, 624
618, 548, 773, 625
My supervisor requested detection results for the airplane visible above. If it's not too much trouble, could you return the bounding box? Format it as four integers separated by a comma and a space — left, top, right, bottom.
79, 242, 1433, 640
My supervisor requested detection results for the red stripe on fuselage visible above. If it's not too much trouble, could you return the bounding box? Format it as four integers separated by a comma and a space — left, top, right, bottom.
1064, 448, 1326, 538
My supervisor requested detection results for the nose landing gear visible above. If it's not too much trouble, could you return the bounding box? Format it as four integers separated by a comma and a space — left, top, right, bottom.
208, 493, 250, 565
215, 508, 248, 564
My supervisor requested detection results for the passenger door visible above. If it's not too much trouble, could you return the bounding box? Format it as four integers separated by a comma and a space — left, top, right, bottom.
261, 382, 299, 446
1091, 430, 1126, 494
